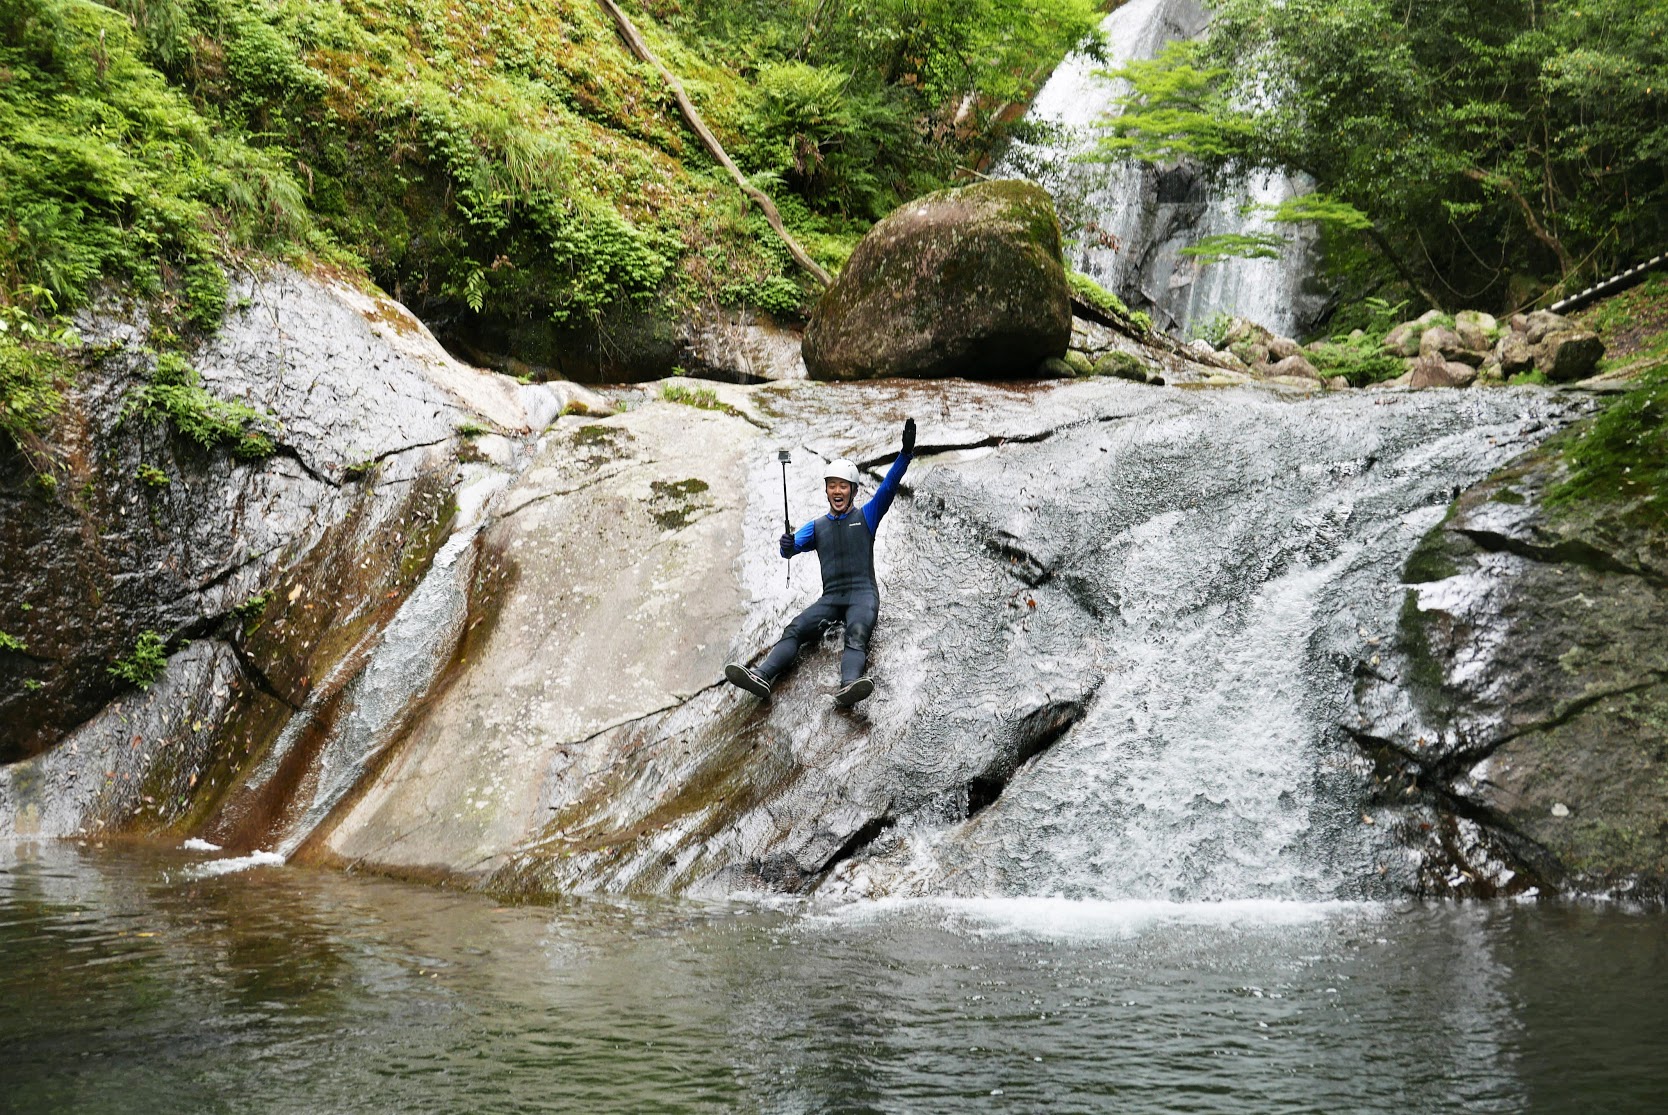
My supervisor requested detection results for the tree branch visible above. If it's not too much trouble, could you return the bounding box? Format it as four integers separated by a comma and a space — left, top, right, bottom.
1366, 226, 1446, 312
595, 0, 833, 288
1463, 166, 1574, 277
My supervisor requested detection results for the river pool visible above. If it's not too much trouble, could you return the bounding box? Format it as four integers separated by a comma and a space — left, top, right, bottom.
2, 840, 1663, 1113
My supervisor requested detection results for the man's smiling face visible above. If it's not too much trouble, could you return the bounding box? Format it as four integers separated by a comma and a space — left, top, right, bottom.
825, 478, 855, 515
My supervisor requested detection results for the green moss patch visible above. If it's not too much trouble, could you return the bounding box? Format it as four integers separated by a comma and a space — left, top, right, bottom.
649, 477, 711, 530
1547, 361, 1668, 523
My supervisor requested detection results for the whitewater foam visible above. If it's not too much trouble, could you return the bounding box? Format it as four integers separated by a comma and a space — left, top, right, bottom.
811, 895, 1381, 940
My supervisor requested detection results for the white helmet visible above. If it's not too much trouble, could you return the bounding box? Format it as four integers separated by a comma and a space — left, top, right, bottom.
823, 458, 861, 487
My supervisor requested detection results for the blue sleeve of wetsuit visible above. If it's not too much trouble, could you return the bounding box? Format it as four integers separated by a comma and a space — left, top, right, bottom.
781, 520, 816, 558
861, 451, 911, 535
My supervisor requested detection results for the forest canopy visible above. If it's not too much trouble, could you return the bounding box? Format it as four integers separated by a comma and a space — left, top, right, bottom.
1095, 0, 1668, 315
0, 0, 1099, 334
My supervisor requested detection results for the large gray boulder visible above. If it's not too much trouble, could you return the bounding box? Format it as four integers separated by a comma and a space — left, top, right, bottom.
1496, 331, 1536, 377
803, 180, 1072, 380
1409, 352, 1479, 388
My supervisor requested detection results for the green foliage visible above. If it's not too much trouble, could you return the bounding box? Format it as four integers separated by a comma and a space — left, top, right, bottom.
1264, 194, 1375, 232
1329, 296, 1410, 340
1092, 42, 1254, 163
109, 630, 168, 689
234, 591, 271, 620
720, 275, 805, 317
659, 0, 1098, 217
130, 353, 277, 459
0, 630, 25, 653
1549, 362, 1668, 519
0, 329, 70, 452
1092, 0, 1668, 313
1305, 335, 1406, 387
1179, 233, 1286, 264
660, 381, 740, 416
1188, 312, 1234, 349
135, 463, 170, 488
5, 0, 1097, 353
0, 0, 309, 329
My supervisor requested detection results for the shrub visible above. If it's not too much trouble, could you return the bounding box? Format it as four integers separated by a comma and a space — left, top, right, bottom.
1188, 311, 1234, 349
1306, 335, 1405, 388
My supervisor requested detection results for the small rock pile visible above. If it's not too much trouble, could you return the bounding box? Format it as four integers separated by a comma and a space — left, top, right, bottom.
1194, 308, 1605, 390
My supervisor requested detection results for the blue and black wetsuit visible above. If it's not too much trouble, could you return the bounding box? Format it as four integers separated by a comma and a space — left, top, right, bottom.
758, 452, 912, 686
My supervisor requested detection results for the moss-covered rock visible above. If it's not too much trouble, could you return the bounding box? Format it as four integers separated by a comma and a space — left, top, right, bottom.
802, 180, 1072, 380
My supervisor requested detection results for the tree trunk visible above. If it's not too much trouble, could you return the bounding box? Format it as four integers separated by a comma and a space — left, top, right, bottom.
595, 0, 833, 288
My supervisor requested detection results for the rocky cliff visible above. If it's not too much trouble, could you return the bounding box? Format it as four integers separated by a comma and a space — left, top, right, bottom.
0, 267, 593, 838
1352, 423, 1668, 900
8, 267, 1664, 904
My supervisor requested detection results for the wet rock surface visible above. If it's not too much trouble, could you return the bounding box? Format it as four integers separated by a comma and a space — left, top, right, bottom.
312, 378, 1569, 902
6, 280, 1624, 906
803, 180, 1072, 381
0, 267, 579, 832
1351, 433, 1668, 899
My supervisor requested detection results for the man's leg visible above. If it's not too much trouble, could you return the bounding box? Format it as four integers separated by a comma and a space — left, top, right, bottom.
838, 595, 879, 686
757, 596, 842, 683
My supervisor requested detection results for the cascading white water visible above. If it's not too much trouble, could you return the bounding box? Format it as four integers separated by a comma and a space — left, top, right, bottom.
819, 386, 1580, 902
997, 0, 1326, 338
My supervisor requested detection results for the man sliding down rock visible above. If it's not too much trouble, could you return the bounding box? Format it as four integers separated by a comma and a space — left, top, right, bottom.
726, 418, 916, 709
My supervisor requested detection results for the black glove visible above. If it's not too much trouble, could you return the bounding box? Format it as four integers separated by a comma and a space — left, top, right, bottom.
779, 531, 795, 558
902, 417, 916, 455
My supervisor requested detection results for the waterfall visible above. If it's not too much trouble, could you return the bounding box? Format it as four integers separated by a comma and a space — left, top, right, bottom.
997, 0, 1328, 339
806, 387, 1579, 903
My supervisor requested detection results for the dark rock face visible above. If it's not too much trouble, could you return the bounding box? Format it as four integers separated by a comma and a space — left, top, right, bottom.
1352, 439, 1668, 899
803, 180, 1072, 380
446, 302, 807, 384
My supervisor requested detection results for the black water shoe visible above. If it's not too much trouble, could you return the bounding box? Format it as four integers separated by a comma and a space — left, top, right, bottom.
725, 664, 772, 699
833, 676, 874, 708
